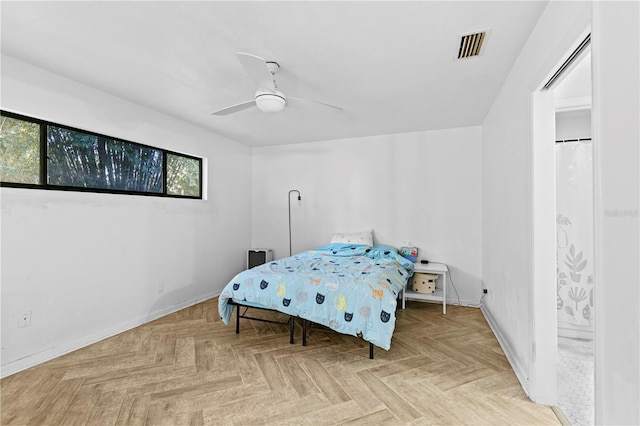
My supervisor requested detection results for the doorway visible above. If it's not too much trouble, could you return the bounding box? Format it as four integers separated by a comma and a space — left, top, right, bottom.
531, 32, 593, 421
553, 50, 594, 425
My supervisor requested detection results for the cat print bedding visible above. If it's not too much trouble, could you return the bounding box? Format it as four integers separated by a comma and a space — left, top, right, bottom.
218, 243, 414, 350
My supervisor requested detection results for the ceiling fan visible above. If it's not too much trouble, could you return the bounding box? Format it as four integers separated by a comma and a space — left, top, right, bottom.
211, 52, 343, 116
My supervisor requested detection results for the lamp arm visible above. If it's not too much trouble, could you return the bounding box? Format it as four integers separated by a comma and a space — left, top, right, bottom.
288, 190, 301, 257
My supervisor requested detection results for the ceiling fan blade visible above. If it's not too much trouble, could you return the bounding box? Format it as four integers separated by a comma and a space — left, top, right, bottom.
237, 52, 276, 91
211, 100, 256, 116
288, 97, 343, 111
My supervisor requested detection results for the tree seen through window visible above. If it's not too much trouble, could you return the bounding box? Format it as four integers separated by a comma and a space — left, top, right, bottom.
47, 126, 163, 192
0, 115, 40, 184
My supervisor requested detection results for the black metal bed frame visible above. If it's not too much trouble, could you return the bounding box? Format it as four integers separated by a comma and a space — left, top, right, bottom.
228, 300, 295, 344
227, 301, 375, 359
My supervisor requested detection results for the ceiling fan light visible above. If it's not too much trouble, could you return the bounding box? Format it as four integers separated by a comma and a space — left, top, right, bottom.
255, 93, 286, 113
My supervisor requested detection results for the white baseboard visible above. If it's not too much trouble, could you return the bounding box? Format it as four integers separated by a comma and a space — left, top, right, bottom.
450, 297, 484, 308
0, 291, 218, 378
480, 305, 532, 399
403, 297, 483, 309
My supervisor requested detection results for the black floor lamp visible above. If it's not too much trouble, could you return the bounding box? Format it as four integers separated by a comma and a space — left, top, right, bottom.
288, 189, 302, 257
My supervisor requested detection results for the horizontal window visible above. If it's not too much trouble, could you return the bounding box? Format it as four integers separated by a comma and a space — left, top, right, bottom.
0, 111, 202, 199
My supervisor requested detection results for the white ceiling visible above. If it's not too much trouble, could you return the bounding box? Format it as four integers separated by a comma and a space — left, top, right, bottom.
1, 1, 548, 147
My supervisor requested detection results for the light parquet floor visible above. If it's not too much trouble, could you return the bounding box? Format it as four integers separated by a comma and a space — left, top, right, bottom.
1, 298, 560, 425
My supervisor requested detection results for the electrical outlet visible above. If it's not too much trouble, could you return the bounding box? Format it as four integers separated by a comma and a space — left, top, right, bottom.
18, 310, 32, 328
483, 289, 488, 294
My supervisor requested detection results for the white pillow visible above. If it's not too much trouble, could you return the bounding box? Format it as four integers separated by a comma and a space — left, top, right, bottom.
330, 229, 373, 246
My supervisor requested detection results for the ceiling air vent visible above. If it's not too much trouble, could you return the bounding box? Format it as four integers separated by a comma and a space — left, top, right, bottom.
457, 31, 486, 59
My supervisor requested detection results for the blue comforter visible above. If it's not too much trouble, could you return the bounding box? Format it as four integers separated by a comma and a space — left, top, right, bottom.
218, 244, 414, 350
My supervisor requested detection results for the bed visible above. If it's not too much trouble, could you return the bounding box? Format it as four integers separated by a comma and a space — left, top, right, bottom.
218, 243, 414, 356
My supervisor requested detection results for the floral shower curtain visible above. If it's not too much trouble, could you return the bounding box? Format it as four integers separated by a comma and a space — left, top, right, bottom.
556, 140, 594, 339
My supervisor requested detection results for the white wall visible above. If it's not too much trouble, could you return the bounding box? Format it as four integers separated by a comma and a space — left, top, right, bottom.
592, 2, 640, 424
556, 109, 591, 140
481, 0, 591, 403
0, 56, 252, 376
251, 126, 482, 305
